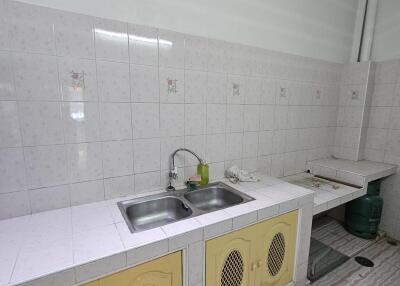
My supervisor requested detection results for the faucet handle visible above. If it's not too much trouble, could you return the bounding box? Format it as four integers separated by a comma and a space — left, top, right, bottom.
169, 167, 178, 179
167, 167, 178, 191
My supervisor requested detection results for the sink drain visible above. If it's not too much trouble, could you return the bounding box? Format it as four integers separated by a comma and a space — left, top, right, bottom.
355, 256, 374, 267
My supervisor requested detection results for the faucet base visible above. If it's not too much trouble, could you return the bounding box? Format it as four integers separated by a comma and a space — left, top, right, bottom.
166, 185, 176, 192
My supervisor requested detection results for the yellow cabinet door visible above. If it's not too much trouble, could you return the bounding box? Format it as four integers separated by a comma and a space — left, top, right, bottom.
205, 211, 298, 286
82, 251, 182, 286
206, 226, 254, 286
253, 211, 298, 286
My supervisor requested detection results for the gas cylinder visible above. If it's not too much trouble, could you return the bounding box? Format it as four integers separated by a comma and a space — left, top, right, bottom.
345, 180, 383, 239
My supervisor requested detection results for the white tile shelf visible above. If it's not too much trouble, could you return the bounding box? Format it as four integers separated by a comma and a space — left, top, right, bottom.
284, 158, 397, 215
283, 172, 366, 215
307, 158, 397, 186
0, 175, 313, 286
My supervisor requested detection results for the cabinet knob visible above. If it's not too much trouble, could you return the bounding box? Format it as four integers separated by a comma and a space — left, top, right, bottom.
257, 260, 262, 268
251, 262, 256, 271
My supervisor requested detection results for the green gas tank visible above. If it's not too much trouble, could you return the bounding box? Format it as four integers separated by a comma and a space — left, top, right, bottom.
345, 180, 383, 239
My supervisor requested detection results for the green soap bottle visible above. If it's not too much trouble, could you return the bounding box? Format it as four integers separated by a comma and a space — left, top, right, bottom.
197, 163, 209, 186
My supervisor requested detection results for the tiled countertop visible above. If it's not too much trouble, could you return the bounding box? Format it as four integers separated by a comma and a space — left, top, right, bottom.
0, 175, 313, 286
287, 158, 397, 215
307, 158, 397, 186
283, 173, 366, 215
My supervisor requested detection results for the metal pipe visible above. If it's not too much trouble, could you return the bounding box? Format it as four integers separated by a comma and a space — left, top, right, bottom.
351, 0, 367, 62
360, 0, 378, 61
170, 148, 204, 170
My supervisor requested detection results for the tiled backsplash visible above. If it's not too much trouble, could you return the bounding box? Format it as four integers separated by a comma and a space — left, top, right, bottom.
0, 0, 342, 219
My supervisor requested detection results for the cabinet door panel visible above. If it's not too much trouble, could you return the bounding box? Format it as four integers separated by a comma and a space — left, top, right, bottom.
254, 211, 298, 286
86, 251, 182, 286
206, 227, 254, 286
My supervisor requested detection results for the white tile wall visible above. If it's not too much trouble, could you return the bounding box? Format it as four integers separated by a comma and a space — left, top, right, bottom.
19, 101, 64, 146
0, 147, 27, 193
0, 101, 21, 147
14, 53, 61, 101
131, 65, 159, 102
54, 11, 95, 60
58, 58, 97, 102
102, 140, 133, 178
128, 24, 158, 67
0, 52, 16, 100
70, 180, 104, 206
67, 142, 103, 183
0, 0, 342, 219
362, 59, 400, 240
25, 145, 68, 189
8, 1, 57, 55
334, 62, 371, 160
97, 61, 130, 102
93, 19, 129, 63
62, 102, 100, 143
29, 185, 70, 213
104, 175, 133, 200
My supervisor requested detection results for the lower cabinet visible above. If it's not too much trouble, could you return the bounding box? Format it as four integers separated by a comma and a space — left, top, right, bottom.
206, 210, 298, 286
82, 251, 182, 286
82, 211, 297, 286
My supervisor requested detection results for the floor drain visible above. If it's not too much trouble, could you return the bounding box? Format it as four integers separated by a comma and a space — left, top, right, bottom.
355, 256, 374, 267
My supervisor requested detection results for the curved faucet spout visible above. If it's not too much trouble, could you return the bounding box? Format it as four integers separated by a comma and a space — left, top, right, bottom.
171, 148, 204, 169
167, 148, 205, 191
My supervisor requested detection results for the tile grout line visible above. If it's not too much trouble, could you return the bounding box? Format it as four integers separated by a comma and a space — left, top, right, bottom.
157, 28, 163, 190
92, 20, 107, 203
126, 22, 136, 197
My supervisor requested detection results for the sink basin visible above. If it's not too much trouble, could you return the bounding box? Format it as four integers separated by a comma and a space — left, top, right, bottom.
184, 186, 244, 211
118, 182, 254, 233
120, 197, 192, 232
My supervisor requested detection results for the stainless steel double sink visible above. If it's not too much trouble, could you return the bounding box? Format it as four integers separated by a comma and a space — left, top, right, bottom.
118, 182, 254, 233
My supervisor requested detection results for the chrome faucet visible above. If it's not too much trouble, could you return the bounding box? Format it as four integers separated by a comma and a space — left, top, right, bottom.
167, 148, 204, 191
